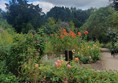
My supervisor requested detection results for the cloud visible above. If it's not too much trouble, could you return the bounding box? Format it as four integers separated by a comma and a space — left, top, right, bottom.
0, 0, 7, 11
30, 1, 54, 13
0, 0, 110, 13
38, 0, 109, 9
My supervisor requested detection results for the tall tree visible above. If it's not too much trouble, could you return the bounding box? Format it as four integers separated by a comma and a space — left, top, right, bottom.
6, 0, 44, 33
0, 9, 12, 29
47, 6, 93, 28
81, 7, 118, 42
113, 0, 118, 10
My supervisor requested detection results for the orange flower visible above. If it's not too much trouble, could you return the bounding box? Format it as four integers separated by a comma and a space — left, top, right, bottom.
74, 58, 79, 62
63, 29, 67, 32
84, 31, 88, 35
69, 31, 76, 38
62, 29, 68, 36
78, 32, 81, 36
63, 31, 68, 36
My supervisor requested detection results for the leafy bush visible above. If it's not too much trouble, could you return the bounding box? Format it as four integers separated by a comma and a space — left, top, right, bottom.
43, 29, 81, 55
0, 28, 101, 82
5, 32, 45, 75
38, 60, 118, 83
0, 60, 18, 83
0, 74, 18, 83
77, 41, 100, 63
0, 29, 14, 60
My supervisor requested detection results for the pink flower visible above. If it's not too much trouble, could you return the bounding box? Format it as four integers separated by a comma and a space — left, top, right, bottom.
55, 60, 64, 68
67, 64, 72, 69
57, 60, 61, 63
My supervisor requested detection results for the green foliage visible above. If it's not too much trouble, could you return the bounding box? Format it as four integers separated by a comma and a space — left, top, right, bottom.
0, 60, 18, 83
112, 0, 118, 10
81, 7, 118, 43
0, 11, 12, 29
0, 29, 45, 77
39, 60, 118, 83
20, 57, 40, 83
42, 28, 101, 63
0, 74, 18, 83
108, 10, 118, 31
0, 29, 14, 60
6, 0, 44, 33
5, 32, 45, 75
43, 29, 80, 55
40, 18, 59, 34
77, 41, 101, 63
47, 6, 93, 27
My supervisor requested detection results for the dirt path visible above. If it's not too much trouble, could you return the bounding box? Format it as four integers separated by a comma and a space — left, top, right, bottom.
91, 48, 118, 71
101, 52, 118, 70
42, 48, 118, 71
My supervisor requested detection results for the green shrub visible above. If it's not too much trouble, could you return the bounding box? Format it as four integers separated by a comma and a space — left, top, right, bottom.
77, 41, 100, 63
5, 32, 45, 75
0, 74, 18, 83
39, 60, 118, 83
0, 60, 18, 83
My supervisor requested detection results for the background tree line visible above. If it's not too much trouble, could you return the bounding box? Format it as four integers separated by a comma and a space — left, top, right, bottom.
0, 0, 118, 42
0, 0, 93, 33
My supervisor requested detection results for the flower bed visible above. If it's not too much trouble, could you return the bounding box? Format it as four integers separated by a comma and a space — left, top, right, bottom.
0, 29, 103, 83
21, 59, 118, 83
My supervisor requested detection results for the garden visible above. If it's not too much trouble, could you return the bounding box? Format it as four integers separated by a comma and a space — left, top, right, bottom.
0, 27, 118, 83
0, 0, 118, 83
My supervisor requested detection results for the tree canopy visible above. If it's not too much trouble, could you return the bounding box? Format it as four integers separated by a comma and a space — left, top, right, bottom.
81, 7, 118, 42
6, 0, 44, 33
47, 6, 93, 28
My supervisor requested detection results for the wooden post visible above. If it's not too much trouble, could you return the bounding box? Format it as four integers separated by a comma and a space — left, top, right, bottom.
65, 50, 73, 61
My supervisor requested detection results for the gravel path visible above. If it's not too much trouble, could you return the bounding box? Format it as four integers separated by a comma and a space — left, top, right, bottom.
91, 48, 118, 71
101, 52, 118, 70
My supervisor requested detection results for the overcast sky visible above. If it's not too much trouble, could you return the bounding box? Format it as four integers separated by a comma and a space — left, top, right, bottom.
0, 0, 109, 13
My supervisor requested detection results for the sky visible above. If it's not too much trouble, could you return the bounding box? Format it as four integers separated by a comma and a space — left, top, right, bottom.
0, 0, 109, 13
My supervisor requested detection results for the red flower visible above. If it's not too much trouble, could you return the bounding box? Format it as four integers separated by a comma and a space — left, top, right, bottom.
84, 31, 88, 35
77, 32, 81, 36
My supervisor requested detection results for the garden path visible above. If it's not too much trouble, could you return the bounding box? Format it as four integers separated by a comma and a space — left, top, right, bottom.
101, 51, 118, 71
91, 48, 118, 71
41, 48, 118, 71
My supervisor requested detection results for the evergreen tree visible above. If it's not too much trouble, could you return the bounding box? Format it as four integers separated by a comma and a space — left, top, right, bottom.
6, 0, 44, 33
